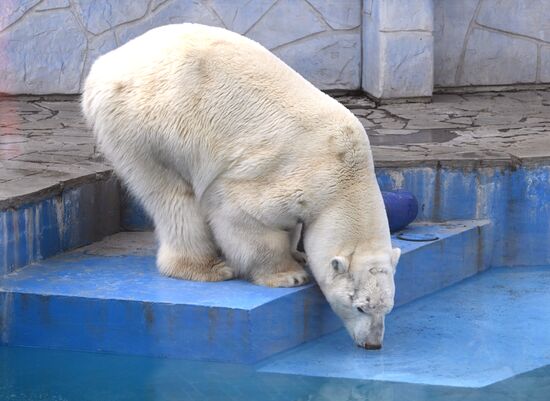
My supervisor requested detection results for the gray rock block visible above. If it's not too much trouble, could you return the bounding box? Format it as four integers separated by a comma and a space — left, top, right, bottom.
246, 0, 326, 50
0, 9, 86, 94
460, 29, 537, 85
378, 0, 433, 32
363, 0, 434, 99
150, 0, 170, 12
433, 0, 479, 87
115, 1, 220, 46
308, 0, 361, 30
35, 0, 70, 11
0, 0, 39, 31
541, 46, 550, 83
75, 0, 149, 35
383, 32, 434, 98
476, 0, 550, 42
362, 13, 383, 97
209, 0, 276, 34
274, 31, 361, 90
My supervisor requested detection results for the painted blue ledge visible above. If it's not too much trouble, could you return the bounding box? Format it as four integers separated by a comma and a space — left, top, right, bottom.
377, 165, 550, 268
259, 266, 550, 388
0, 221, 488, 363
0, 232, 339, 363
0, 178, 120, 275
5, 165, 550, 280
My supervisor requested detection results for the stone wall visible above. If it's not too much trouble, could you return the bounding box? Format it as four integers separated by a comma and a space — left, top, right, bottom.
362, 0, 434, 99
434, 0, 550, 88
0, 0, 361, 94
1, 0, 549, 97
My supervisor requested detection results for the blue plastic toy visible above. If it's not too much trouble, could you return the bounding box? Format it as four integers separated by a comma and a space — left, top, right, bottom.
382, 190, 419, 233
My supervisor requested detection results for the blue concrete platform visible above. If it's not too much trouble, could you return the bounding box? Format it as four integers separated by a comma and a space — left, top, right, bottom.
0, 221, 488, 363
393, 220, 491, 306
259, 266, 550, 388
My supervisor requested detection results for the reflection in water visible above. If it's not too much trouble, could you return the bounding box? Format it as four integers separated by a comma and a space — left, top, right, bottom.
0, 346, 549, 401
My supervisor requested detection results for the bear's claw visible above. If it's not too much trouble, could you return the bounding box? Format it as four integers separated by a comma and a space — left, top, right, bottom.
253, 269, 310, 288
211, 260, 235, 281
292, 250, 308, 266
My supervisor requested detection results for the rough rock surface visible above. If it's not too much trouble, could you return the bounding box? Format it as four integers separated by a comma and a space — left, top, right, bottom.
362, 0, 434, 98
0, 0, 361, 94
0, 9, 87, 94
434, 0, 550, 87
2, 90, 549, 208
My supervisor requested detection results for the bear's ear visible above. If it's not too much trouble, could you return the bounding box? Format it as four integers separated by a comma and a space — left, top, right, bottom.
391, 248, 401, 270
330, 256, 349, 274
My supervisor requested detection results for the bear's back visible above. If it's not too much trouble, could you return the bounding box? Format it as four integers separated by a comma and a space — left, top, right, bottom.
82, 23, 366, 200
83, 23, 347, 138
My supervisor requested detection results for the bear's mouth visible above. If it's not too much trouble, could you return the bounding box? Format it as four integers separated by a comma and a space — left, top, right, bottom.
358, 343, 382, 350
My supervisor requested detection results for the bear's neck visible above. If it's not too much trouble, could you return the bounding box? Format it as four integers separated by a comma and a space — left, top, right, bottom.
303, 176, 392, 283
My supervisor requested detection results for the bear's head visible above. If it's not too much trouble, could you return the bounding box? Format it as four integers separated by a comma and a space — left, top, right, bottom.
322, 247, 401, 349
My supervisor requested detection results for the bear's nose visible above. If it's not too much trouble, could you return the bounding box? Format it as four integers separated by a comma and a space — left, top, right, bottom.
363, 343, 382, 350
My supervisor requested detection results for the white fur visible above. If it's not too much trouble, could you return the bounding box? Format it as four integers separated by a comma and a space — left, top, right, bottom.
82, 23, 400, 348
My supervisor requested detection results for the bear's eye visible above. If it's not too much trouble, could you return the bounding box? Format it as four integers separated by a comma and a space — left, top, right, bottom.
331, 257, 348, 274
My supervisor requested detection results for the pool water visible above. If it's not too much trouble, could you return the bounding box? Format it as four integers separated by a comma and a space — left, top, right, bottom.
1, 346, 549, 401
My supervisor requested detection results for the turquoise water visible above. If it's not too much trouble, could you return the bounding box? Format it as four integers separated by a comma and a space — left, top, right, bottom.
1, 346, 548, 401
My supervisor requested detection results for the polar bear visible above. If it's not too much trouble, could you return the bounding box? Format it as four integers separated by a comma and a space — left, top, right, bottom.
82, 23, 400, 349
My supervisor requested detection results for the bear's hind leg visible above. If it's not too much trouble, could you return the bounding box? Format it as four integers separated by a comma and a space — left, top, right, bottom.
154, 182, 234, 281
119, 159, 233, 282
209, 207, 309, 288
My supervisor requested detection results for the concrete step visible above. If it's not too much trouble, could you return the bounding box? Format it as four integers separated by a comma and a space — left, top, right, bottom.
0, 220, 489, 363
259, 266, 550, 388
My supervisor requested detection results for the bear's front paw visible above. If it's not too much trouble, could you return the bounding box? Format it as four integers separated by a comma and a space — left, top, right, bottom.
211, 260, 235, 281
158, 249, 235, 282
253, 268, 310, 288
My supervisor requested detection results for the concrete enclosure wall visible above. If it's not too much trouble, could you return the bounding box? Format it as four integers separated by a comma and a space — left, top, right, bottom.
434, 0, 550, 88
362, 0, 434, 99
0, 0, 549, 97
0, 0, 361, 94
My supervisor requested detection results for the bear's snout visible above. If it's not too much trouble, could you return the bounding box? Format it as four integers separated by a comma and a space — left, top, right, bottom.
362, 343, 382, 350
